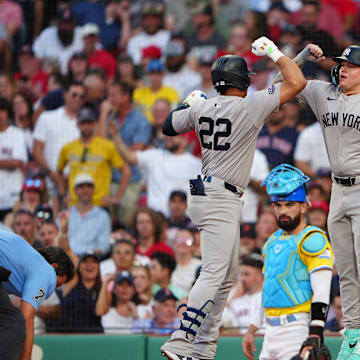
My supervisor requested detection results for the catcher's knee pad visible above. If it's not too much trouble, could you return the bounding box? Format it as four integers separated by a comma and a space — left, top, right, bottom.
179, 300, 214, 342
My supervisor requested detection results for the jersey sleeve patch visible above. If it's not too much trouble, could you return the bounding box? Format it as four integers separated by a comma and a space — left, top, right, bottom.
268, 85, 275, 94
301, 232, 326, 256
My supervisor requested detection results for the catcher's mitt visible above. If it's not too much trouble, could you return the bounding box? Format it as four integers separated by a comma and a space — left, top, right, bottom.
320, 344, 332, 360
289, 337, 321, 360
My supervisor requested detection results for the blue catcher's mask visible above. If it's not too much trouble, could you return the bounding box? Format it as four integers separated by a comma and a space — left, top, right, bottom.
261, 164, 310, 203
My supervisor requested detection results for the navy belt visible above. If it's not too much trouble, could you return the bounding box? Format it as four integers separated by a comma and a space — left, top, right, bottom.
203, 176, 243, 196
333, 175, 357, 186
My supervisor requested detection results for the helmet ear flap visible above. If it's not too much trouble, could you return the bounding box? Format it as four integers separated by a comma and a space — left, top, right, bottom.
330, 65, 341, 86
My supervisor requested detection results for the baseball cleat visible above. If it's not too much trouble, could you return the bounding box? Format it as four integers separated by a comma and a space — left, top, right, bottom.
161, 349, 192, 360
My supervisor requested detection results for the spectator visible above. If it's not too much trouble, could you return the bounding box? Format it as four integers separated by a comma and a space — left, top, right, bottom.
244, 10, 269, 41
241, 149, 269, 223
131, 264, 153, 318
186, 3, 226, 63
294, 121, 330, 178
97, 270, 138, 334
325, 292, 344, 333
162, 40, 201, 100
66, 173, 111, 257
33, 204, 53, 242
13, 209, 42, 248
57, 105, 130, 208
109, 126, 201, 217
97, 81, 151, 224
313, 168, 332, 203
133, 59, 179, 123
100, 239, 136, 277
39, 219, 60, 247
150, 98, 171, 149
12, 92, 34, 154
197, 52, 217, 99
212, 0, 250, 39
67, 51, 89, 83
73, 0, 131, 51
151, 251, 188, 300
140, 44, 162, 71
81, 23, 117, 79
166, 190, 193, 231
0, 97, 27, 221
0, 72, 15, 101
83, 72, 107, 108
15, 45, 49, 101
33, 8, 84, 74
306, 199, 329, 232
256, 106, 299, 169
297, 0, 340, 70
130, 207, 174, 258
115, 54, 139, 88
223, 255, 263, 333
307, 182, 328, 203
33, 81, 85, 213
34, 291, 61, 335
239, 223, 257, 257
171, 229, 202, 294
226, 23, 259, 69
126, 1, 170, 65
55, 252, 103, 332
0, 0, 23, 38
8, 178, 46, 220
132, 287, 180, 334
254, 211, 278, 251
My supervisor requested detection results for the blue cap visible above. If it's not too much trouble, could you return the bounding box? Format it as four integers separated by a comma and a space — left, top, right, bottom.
147, 59, 164, 73
262, 164, 310, 203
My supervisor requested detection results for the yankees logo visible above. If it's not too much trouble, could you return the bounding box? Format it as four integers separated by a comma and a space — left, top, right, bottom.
34, 288, 45, 302
343, 48, 351, 56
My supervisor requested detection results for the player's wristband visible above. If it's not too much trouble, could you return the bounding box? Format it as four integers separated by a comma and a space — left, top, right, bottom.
268, 48, 285, 63
311, 302, 329, 325
293, 47, 311, 67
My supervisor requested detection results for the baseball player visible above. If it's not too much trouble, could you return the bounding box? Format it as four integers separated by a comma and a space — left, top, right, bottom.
160, 36, 307, 360
242, 164, 333, 360
280, 44, 360, 360
0, 231, 74, 360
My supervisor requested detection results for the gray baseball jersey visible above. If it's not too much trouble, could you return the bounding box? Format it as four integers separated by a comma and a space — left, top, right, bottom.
297, 80, 360, 176
171, 84, 281, 189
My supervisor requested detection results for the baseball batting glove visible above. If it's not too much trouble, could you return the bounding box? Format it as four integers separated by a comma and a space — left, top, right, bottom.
251, 36, 284, 63
183, 90, 207, 107
289, 337, 321, 360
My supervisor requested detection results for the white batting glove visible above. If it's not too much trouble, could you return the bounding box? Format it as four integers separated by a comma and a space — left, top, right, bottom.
183, 90, 207, 107
251, 36, 284, 63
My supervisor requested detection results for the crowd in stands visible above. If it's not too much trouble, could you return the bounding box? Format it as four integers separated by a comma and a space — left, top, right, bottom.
1, 0, 357, 335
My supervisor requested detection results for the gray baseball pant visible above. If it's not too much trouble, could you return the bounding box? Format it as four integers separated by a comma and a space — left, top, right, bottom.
162, 178, 243, 359
328, 182, 360, 328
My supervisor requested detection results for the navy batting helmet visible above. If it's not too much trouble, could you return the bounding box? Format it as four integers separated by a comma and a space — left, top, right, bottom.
333, 45, 360, 66
211, 55, 255, 91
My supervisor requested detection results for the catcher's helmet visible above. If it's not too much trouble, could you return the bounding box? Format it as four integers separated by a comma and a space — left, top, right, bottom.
211, 55, 255, 91
333, 45, 360, 66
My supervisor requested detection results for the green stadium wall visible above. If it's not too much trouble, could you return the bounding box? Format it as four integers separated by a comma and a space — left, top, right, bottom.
34, 335, 341, 360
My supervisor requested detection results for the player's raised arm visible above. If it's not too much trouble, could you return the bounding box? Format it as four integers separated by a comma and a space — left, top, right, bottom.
252, 36, 306, 107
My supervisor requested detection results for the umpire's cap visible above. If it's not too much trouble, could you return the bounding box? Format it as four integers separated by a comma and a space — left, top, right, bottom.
211, 55, 255, 91
333, 45, 360, 66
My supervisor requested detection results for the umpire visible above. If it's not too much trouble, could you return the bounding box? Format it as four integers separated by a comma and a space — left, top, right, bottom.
0, 231, 74, 360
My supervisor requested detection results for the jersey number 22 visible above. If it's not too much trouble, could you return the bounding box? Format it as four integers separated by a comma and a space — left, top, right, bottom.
199, 117, 231, 151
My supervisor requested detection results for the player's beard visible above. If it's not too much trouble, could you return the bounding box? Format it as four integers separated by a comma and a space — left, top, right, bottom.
277, 213, 301, 232
58, 28, 74, 47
